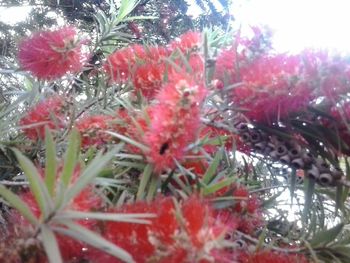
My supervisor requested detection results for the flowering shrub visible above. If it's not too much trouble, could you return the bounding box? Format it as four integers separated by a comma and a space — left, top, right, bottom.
2, 2, 350, 263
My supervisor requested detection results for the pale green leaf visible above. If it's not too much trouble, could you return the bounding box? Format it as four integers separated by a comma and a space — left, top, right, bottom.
53, 220, 135, 263
0, 185, 38, 226
41, 225, 63, 263
12, 148, 53, 218
61, 129, 80, 187
45, 127, 57, 196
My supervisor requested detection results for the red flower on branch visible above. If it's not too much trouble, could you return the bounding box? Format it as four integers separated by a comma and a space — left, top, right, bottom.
170, 31, 202, 53
18, 27, 86, 80
20, 96, 66, 140
90, 196, 229, 263
76, 114, 114, 147
144, 76, 207, 172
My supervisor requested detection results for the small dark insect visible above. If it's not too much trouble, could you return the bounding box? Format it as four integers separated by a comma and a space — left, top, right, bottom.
159, 142, 169, 155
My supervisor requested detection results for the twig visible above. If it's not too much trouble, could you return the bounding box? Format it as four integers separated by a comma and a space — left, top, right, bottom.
0, 180, 28, 186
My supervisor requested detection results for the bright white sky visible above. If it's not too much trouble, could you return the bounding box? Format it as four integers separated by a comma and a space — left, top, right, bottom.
191, 0, 350, 54
1, 0, 350, 54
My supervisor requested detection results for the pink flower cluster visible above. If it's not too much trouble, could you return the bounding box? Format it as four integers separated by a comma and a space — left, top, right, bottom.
18, 27, 86, 80
104, 31, 203, 99
214, 30, 350, 124
19, 96, 66, 140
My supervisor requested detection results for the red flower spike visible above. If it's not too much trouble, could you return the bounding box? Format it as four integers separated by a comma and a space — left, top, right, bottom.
170, 31, 202, 53
133, 63, 164, 98
20, 96, 66, 140
18, 27, 85, 80
144, 77, 207, 172
76, 114, 114, 147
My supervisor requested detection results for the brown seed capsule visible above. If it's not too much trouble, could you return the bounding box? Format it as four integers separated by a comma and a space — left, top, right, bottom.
302, 152, 313, 166
276, 145, 288, 157
249, 130, 261, 143
279, 154, 291, 165
270, 135, 284, 145
307, 165, 320, 180
254, 142, 267, 152
241, 132, 251, 142
289, 146, 301, 158
291, 158, 304, 169
235, 122, 249, 133
318, 173, 333, 186
270, 150, 279, 160
331, 168, 343, 181
315, 158, 330, 173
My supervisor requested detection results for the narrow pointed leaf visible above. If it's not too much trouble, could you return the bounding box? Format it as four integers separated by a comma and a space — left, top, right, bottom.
0, 185, 38, 225
61, 129, 80, 187
12, 148, 52, 217
137, 164, 153, 200
56, 211, 155, 224
106, 131, 149, 152
45, 128, 57, 196
203, 177, 235, 196
53, 220, 134, 263
203, 148, 223, 184
303, 176, 315, 224
41, 225, 63, 263
310, 223, 344, 247
289, 168, 297, 205
64, 146, 121, 204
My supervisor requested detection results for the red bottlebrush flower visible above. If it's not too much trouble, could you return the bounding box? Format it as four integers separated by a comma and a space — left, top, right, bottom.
215, 49, 314, 123
105, 44, 169, 85
325, 102, 350, 154
182, 154, 208, 175
20, 96, 66, 140
170, 31, 201, 53
92, 196, 229, 263
144, 76, 207, 172
235, 54, 313, 123
133, 63, 164, 98
233, 187, 249, 213
104, 45, 137, 82
301, 50, 350, 99
18, 27, 85, 80
98, 197, 176, 263
76, 114, 114, 147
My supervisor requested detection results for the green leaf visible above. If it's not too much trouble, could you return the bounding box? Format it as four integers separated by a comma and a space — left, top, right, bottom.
45, 128, 57, 196
63, 146, 121, 206
41, 225, 63, 263
303, 176, 315, 224
342, 157, 350, 204
116, 0, 140, 23
310, 223, 344, 247
203, 176, 235, 196
335, 185, 343, 216
105, 131, 149, 152
146, 175, 159, 202
0, 185, 38, 225
289, 168, 297, 204
123, 15, 158, 22
262, 190, 284, 209
12, 148, 53, 218
202, 148, 223, 184
61, 129, 80, 188
56, 211, 155, 224
53, 220, 135, 263
136, 164, 153, 200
